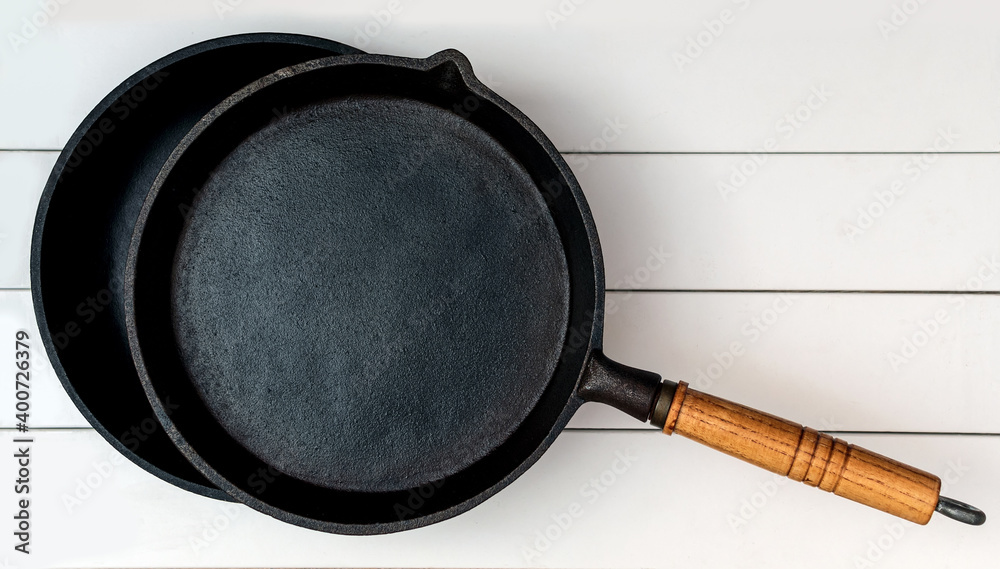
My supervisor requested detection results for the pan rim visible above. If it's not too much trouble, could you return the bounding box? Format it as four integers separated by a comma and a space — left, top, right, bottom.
125, 48, 607, 533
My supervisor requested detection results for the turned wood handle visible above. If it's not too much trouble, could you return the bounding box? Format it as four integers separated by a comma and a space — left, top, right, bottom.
658, 381, 941, 524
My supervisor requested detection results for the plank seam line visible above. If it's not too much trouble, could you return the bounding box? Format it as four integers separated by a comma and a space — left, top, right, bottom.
8, 288, 1000, 295
562, 428, 1000, 436
2, 149, 999, 155
608, 289, 1000, 295
3, 428, 999, 435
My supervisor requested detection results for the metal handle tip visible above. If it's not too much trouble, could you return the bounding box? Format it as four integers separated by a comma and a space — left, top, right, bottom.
936, 496, 986, 525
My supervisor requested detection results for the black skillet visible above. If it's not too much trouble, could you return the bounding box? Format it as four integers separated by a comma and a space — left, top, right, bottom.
31, 33, 361, 499
124, 49, 984, 533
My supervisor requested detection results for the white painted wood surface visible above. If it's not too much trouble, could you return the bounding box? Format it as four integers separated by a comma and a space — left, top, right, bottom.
6, 430, 999, 569
0, 0, 998, 152
0, 0, 996, 567
6, 152, 1000, 292
6, 288, 1000, 432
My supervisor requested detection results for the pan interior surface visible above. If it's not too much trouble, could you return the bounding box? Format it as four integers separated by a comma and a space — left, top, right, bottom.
170, 95, 571, 493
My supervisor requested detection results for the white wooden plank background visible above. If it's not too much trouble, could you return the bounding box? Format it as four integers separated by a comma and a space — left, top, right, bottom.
0, 0, 997, 567
6, 430, 999, 569
6, 288, 1000, 432
6, 152, 1000, 292
0, 0, 998, 152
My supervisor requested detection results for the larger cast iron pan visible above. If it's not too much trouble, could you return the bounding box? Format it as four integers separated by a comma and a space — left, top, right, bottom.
124, 50, 984, 533
31, 33, 361, 499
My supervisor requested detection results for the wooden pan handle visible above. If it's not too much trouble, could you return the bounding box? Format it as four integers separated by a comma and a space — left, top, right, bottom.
654, 381, 941, 524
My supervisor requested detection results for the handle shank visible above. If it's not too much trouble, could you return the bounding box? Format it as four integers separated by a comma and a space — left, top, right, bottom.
652, 381, 941, 524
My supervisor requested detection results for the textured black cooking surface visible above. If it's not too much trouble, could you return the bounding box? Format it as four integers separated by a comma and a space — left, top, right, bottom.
170, 96, 571, 492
